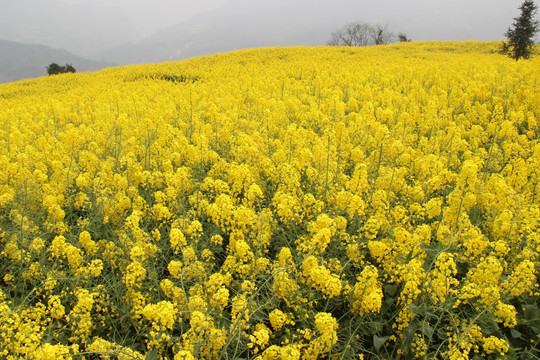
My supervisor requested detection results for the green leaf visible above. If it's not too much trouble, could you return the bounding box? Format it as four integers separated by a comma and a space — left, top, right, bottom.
510, 329, 523, 339
403, 326, 415, 344
523, 304, 540, 320
373, 335, 389, 351
384, 284, 398, 297
374, 322, 384, 333
423, 324, 435, 340
408, 304, 421, 316
145, 349, 159, 360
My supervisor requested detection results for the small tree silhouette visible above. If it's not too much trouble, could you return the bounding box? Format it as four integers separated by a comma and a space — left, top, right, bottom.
46, 63, 77, 75
65, 64, 76, 73
46, 63, 63, 75
398, 33, 411, 42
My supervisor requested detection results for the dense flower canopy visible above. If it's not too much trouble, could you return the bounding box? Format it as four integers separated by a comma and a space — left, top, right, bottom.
0, 41, 539, 359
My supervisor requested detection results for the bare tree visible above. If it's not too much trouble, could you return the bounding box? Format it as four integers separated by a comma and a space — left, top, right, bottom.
327, 22, 396, 47
328, 23, 373, 46
372, 24, 395, 45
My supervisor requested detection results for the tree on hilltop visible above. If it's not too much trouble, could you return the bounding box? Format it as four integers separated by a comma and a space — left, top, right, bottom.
327, 22, 396, 47
46, 63, 76, 75
398, 33, 411, 42
65, 64, 76, 73
502, 0, 539, 60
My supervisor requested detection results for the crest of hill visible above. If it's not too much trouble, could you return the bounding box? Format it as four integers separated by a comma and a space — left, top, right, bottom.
0, 41, 524, 92
386, 40, 503, 53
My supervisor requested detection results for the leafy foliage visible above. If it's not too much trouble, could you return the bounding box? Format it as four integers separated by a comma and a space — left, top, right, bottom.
502, 0, 540, 60
46, 63, 76, 75
398, 33, 411, 42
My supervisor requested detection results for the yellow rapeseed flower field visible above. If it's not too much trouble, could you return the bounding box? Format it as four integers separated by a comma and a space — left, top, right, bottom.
0, 41, 539, 359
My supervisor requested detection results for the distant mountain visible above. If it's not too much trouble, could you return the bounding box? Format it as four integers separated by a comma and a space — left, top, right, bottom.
0, 0, 140, 58
0, 39, 114, 84
95, 0, 359, 64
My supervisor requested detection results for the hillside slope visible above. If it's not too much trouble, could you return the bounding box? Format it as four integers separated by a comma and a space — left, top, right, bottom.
0, 42, 538, 359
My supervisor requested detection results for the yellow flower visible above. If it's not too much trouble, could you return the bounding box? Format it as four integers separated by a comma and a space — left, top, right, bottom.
248, 328, 271, 353
65, 244, 83, 270
304, 313, 339, 359
33, 343, 78, 360
301, 255, 342, 298
367, 240, 390, 263
168, 260, 184, 279
493, 301, 517, 327
428, 252, 459, 303
210, 234, 223, 246
124, 261, 147, 289
269, 309, 294, 331
274, 271, 299, 302
189, 311, 211, 333
174, 350, 196, 360
210, 287, 229, 310
502, 260, 536, 297
170, 228, 187, 253
141, 300, 176, 330
47, 295, 65, 320
483, 336, 509, 355
87, 259, 103, 277
30, 237, 46, 253
67, 288, 95, 342
351, 265, 383, 315
425, 197, 443, 219
87, 338, 144, 360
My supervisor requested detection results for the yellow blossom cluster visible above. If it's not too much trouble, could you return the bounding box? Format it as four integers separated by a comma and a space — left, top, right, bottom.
0, 41, 539, 358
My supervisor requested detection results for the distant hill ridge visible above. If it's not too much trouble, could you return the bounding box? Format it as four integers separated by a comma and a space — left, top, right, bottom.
0, 39, 114, 84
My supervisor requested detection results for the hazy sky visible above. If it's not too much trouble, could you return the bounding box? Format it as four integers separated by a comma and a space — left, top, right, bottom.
42, 0, 529, 40
56, 0, 228, 36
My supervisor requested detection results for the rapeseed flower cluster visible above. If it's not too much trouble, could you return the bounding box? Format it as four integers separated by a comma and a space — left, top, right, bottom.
0, 41, 539, 358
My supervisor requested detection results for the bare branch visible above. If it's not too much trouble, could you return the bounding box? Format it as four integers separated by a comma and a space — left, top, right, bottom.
327, 22, 396, 47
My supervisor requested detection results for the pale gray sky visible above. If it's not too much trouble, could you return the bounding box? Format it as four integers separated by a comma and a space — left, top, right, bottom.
2, 0, 527, 39
56, 0, 228, 36
54, 0, 526, 38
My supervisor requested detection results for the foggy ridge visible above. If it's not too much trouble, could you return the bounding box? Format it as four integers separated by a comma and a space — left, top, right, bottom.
0, 39, 113, 83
